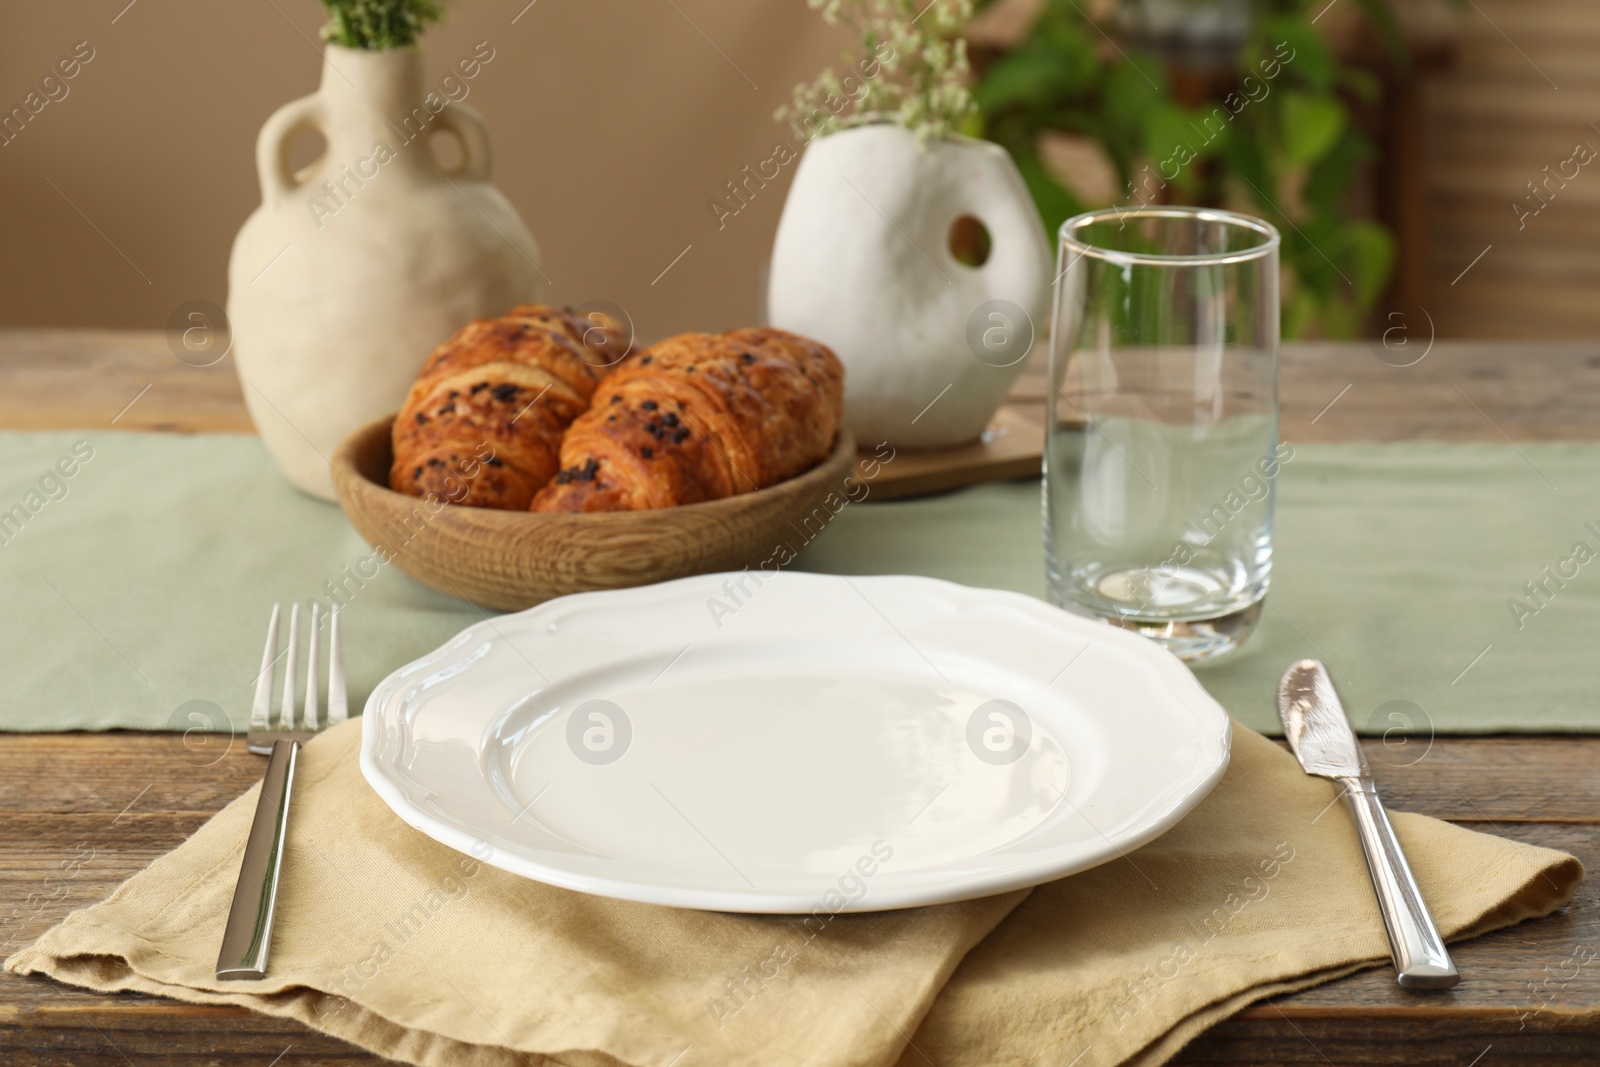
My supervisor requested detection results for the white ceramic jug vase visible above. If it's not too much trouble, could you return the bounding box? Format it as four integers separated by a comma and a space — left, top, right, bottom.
768, 125, 1051, 450
229, 45, 542, 500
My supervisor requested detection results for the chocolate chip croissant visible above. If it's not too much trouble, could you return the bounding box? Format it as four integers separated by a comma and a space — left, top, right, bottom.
389, 305, 630, 509
529, 327, 844, 512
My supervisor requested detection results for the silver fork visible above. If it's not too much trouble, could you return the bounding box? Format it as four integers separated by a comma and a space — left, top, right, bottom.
215, 601, 347, 981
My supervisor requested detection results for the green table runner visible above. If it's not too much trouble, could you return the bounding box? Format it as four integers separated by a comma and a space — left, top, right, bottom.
2, 431, 1596, 735
799, 444, 1600, 737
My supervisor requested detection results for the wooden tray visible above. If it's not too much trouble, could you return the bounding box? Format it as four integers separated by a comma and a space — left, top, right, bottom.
852, 404, 1043, 501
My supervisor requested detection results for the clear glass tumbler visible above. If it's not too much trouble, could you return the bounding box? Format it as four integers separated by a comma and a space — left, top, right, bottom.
1045, 207, 1281, 662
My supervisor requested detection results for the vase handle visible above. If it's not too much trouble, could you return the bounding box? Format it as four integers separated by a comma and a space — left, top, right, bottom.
434, 102, 492, 182
255, 93, 326, 205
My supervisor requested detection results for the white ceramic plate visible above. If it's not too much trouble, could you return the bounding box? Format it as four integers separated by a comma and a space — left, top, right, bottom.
360, 572, 1230, 913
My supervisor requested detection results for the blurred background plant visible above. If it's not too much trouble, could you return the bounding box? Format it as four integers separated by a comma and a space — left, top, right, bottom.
974, 0, 1410, 337
318, 0, 447, 50
779, 0, 981, 142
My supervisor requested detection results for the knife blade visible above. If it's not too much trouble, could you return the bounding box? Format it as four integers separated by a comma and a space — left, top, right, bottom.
1277, 659, 1459, 990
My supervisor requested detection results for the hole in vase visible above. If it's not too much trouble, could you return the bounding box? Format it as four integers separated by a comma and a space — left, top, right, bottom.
430, 128, 465, 173
949, 215, 992, 267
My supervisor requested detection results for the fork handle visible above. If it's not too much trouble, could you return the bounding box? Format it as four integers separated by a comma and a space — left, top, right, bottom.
1340, 777, 1459, 989
216, 739, 299, 981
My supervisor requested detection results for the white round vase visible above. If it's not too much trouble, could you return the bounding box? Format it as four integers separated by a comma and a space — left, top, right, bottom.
229, 45, 543, 500
767, 125, 1051, 450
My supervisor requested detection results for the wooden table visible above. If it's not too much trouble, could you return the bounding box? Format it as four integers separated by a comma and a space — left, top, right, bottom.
2, 332, 1598, 1064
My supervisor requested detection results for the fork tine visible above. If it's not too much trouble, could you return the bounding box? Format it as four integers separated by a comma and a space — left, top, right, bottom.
249, 604, 280, 732
279, 602, 300, 731
327, 601, 348, 725
304, 602, 321, 732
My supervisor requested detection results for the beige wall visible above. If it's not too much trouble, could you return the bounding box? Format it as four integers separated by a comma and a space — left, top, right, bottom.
0, 0, 845, 340
7, 1, 1599, 343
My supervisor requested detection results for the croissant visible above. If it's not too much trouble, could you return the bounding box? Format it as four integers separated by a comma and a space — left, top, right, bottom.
389, 305, 630, 509
530, 327, 844, 512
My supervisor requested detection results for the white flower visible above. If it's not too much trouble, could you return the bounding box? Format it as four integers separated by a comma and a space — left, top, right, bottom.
776, 0, 977, 144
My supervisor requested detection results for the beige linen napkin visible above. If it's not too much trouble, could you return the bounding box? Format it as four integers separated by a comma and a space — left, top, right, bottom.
902, 726, 1584, 1067
8, 722, 1580, 1067
7, 720, 1024, 1067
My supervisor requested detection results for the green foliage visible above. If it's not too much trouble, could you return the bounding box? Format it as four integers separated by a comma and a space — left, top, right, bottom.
319, 0, 446, 50
978, 0, 1399, 338
780, 0, 979, 143
1279, 92, 1345, 166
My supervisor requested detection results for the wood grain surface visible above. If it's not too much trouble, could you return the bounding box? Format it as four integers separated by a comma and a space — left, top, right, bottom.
7, 332, 1600, 444
1, 733, 1594, 1065
0, 328, 252, 434
1008, 340, 1600, 443
2, 331, 1599, 1065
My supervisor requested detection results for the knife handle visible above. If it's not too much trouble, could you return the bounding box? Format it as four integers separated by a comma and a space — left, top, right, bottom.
1341, 779, 1459, 989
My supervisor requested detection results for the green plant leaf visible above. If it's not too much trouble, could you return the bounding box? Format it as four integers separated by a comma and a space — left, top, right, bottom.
1292, 215, 1347, 282
1284, 287, 1320, 339
1218, 127, 1275, 205
1103, 55, 1167, 133
1078, 55, 1160, 185
975, 19, 1098, 114
1336, 65, 1383, 106
971, 0, 1399, 340
1337, 219, 1397, 310
1302, 128, 1368, 216
975, 48, 1073, 112
1280, 91, 1346, 166
320, 0, 445, 49
1012, 149, 1086, 243
1142, 105, 1193, 167
1256, 18, 1334, 93
1035, 8, 1103, 90
1142, 104, 1225, 189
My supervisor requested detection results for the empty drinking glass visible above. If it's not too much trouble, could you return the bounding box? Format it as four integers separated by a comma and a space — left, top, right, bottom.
1045, 206, 1281, 662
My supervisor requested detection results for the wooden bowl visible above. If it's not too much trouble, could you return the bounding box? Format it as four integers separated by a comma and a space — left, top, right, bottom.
330, 416, 859, 611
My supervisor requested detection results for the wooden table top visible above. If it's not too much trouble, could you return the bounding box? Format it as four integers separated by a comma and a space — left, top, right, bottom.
2, 331, 1598, 1065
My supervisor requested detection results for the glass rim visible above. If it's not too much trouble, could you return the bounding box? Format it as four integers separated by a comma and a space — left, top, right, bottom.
1059, 206, 1281, 267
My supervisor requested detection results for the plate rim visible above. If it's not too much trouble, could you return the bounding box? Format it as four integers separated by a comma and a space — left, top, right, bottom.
359, 571, 1232, 913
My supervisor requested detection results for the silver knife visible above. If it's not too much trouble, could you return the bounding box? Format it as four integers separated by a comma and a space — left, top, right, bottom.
1277, 659, 1459, 990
